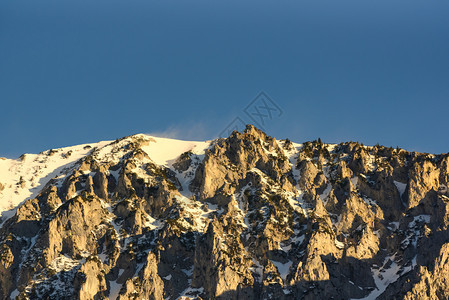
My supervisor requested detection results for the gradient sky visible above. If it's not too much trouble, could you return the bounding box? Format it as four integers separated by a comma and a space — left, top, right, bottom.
1, 0, 448, 157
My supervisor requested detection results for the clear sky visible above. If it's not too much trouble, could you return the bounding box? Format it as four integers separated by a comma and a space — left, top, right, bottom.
1, 0, 448, 157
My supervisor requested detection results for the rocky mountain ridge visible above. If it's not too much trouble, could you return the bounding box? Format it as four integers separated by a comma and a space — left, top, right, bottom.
0, 125, 448, 299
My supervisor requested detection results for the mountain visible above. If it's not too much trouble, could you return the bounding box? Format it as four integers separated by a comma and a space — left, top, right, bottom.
0, 125, 448, 300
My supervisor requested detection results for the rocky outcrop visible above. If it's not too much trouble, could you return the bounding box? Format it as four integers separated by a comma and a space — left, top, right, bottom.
192, 219, 254, 299
118, 252, 163, 300
74, 257, 108, 300
0, 243, 14, 298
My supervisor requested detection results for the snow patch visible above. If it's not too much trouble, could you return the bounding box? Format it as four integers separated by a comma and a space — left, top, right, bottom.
394, 181, 407, 197
360, 254, 405, 300
334, 239, 345, 249
108, 280, 122, 300
271, 260, 292, 281
163, 274, 172, 280
10, 289, 19, 299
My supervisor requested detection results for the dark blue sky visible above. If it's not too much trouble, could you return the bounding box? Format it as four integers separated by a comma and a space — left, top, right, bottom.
1, 0, 448, 157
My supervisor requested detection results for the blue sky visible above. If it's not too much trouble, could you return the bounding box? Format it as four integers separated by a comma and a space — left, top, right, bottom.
1, 0, 448, 157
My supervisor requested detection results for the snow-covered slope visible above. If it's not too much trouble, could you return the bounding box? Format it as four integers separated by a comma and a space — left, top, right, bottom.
0, 142, 108, 223
0, 135, 210, 224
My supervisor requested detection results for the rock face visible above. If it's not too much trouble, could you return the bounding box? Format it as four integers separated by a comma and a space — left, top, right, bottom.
0, 125, 449, 299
